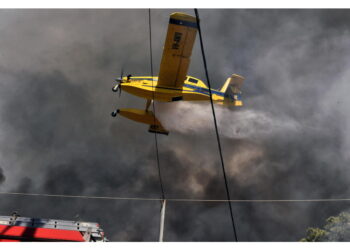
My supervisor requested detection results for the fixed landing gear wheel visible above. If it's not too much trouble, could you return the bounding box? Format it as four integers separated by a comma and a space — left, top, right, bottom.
111, 111, 117, 117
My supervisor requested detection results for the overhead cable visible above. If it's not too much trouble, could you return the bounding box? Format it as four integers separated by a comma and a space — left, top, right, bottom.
148, 9, 165, 201
194, 8, 238, 242
1, 192, 350, 203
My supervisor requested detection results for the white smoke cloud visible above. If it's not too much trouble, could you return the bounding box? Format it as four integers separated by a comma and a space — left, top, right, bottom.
157, 101, 301, 140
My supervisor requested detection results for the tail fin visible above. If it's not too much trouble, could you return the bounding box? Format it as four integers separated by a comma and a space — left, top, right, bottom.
220, 74, 245, 106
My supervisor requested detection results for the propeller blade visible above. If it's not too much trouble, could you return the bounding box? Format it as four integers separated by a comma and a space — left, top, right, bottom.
112, 67, 125, 94
118, 67, 124, 83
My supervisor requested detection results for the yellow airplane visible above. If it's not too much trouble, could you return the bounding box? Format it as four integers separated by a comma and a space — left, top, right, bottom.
111, 12, 245, 135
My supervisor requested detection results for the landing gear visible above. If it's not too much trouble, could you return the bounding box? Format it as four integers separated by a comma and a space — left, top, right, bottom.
112, 83, 122, 97
112, 84, 119, 92
111, 109, 119, 117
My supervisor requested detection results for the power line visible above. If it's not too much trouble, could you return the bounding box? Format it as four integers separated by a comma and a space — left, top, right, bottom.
1, 192, 350, 203
148, 9, 165, 201
148, 9, 167, 241
194, 9, 239, 242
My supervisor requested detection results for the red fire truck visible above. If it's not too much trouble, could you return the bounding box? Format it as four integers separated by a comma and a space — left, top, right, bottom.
0, 212, 107, 242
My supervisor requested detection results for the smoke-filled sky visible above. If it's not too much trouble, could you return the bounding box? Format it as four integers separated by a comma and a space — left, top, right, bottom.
0, 9, 350, 241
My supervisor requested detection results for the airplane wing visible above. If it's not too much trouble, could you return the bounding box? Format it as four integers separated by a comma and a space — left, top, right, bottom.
157, 13, 198, 89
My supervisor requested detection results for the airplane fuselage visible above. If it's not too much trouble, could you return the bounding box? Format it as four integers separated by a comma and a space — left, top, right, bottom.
120, 76, 230, 104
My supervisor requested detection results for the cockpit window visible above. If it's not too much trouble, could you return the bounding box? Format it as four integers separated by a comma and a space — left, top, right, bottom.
188, 78, 198, 84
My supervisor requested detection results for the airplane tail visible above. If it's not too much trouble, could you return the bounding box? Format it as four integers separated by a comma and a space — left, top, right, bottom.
220, 74, 245, 106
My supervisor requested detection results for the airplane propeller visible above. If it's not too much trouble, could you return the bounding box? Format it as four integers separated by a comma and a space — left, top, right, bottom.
112, 68, 124, 96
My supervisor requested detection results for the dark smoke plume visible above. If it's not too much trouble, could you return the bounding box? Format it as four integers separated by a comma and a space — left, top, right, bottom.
0, 168, 5, 185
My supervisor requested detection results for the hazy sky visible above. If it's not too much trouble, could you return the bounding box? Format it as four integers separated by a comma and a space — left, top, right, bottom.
0, 9, 350, 241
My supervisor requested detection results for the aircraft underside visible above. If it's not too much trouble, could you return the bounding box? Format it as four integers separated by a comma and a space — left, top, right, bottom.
120, 82, 220, 102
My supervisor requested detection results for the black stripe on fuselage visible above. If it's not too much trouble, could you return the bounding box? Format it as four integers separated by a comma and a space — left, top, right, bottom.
169, 18, 198, 29
126, 78, 224, 97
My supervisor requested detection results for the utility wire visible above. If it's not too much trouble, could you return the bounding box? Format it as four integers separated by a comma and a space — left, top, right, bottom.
194, 9, 238, 242
149, 10, 167, 242
1, 192, 350, 203
148, 9, 165, 201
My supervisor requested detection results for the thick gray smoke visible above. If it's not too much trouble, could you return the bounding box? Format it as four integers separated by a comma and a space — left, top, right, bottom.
0, 9, 350, 241
0, 167, 5, 185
